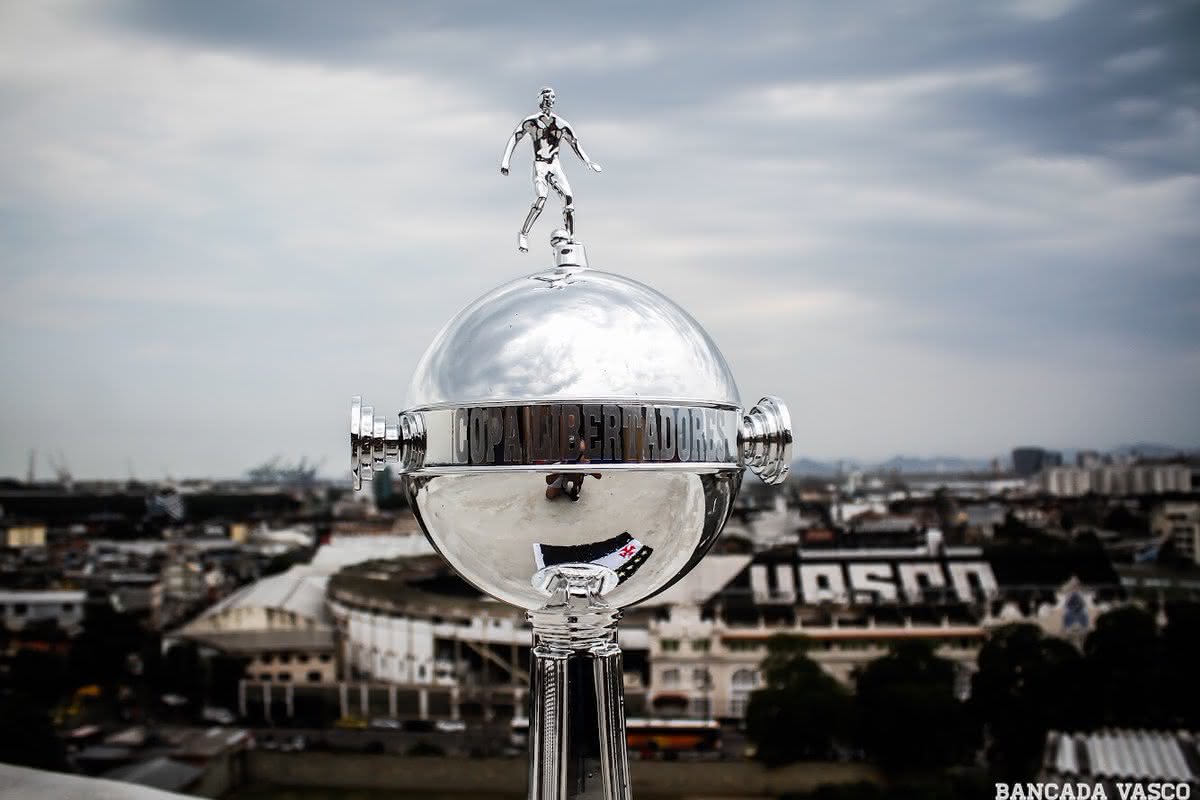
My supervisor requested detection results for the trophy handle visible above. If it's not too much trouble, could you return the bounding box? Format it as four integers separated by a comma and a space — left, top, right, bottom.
527, 566, 632, 800
350, 396, 426, 489
740, 395, 793, 485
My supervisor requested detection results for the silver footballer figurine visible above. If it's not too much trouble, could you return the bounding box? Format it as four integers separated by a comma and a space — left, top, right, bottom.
501, 87, 602, 253
350, 90, 792, 800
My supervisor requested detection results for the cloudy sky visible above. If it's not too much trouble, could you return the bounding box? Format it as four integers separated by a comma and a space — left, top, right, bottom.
0, 0, 1197, 481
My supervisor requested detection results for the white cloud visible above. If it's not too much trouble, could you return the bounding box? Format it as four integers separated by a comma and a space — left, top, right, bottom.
1004, 0, 1089, 22
1104, 46, 1166, 75
504, 35, 663, 74
734, 65, 1042, 121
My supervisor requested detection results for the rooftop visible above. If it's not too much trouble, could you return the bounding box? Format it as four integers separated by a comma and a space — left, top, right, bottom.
0, 762, 191, 800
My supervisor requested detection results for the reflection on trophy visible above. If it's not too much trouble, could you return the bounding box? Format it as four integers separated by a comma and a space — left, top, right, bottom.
350, 91, 791, 800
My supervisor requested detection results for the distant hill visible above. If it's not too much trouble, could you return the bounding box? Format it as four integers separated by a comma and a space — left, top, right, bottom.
788, 443, 1200, 479
873, 455, 994, 474
790, 458, 843, 477
789, 455, 994, 477
1108, 443, 1199, 458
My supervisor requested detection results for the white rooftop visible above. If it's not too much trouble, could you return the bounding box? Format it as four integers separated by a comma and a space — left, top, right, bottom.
195, 564, 329, 625
0, 590, 86, 603
1047, 730, 1197, 782
0, 762, 190, 800
643, 555, 752, 607
310, 533, 433, 572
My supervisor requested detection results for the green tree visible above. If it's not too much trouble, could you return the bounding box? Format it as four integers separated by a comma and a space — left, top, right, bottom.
8, 648, 68, 709
1083, 606, 1162, 727
854, 641, 978, 772
744, 635, 852, 765
68, 601, 145, 694
1159, 601, 1200, 728
0, 692, 69, 772
971, 624, 1089, 779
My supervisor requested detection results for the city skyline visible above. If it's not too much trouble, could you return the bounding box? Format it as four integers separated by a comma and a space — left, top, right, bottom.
1, 1, 1197, 479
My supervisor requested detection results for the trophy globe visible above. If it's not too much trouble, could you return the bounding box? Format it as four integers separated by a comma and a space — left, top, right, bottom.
349, 88, 792, 800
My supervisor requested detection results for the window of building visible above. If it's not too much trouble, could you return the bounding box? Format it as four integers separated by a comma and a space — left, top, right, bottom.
307, 671, 322, 683
692, 668, 711, 688
690, 639, 711, 653
319, 654, 332, 663
724, 639, 761, 652
297, 654, 310, 663
279, 653, 292, 664
62, 603, 75, 612
12, 604, 27, 615
661, 668, 681, 687
418, 665, 426, 680
259, 673, 272, 682
277, 673, 291, 682
660, 639, 680, 652
262, 654, 275, 664
690, 697, 711, 717
731, 669, 758, 691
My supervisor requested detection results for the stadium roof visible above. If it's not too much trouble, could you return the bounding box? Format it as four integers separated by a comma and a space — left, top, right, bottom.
201, 564, 329, 624
1044, 729, 1200, 783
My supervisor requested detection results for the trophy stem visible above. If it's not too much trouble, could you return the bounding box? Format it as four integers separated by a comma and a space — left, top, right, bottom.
527, 566, 632, 800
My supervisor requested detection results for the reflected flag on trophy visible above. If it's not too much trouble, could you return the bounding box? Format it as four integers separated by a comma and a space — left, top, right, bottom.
533, 531, 653, 585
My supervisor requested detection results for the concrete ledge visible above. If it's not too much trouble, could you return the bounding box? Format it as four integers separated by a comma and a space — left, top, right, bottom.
0, 762, 192, 800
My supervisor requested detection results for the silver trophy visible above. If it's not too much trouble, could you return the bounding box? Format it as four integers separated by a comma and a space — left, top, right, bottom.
349, 89, 792, 800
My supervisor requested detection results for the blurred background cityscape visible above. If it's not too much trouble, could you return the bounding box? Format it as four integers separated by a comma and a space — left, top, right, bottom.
2, 446, 1199, 798
1, 1, 1197, 799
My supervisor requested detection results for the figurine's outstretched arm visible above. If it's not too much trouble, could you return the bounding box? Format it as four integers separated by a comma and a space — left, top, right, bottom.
564, 124, 602, 173
500, 123, 525, 175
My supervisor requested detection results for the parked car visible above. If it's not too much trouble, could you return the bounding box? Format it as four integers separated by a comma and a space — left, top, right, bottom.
369, 717, 403, 730
280, 735, 308, 752
201, 706, 236, 725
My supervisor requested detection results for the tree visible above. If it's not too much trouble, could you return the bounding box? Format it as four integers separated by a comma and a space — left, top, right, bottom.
854, 641, 978, 772
68, 601, 145, 693
744, 635, 853, 765
971, 624, 1089, 779
1159, 601, 1200, 728
1083, 606, 1162, 727
0, 692, 69, 772
8, 648, 68, 709
160, 640, 204, 707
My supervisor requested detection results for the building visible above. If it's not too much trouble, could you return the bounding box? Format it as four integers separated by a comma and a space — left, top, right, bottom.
4, 524, 47, 549
321, 533, 1123, 723
0, 589, 86, 634
172, 564, 337, 685
1153, 502, 1200, 565
170, 534, 432, 688
1013, 447, 1062, 478
1041, 463, 1193, 497
963, 503, 1007, 539
655, 538, 1131, 716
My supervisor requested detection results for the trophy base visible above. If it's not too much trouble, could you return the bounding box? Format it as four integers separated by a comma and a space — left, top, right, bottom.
529, 639, 629, 800
527, 567, 631, 800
